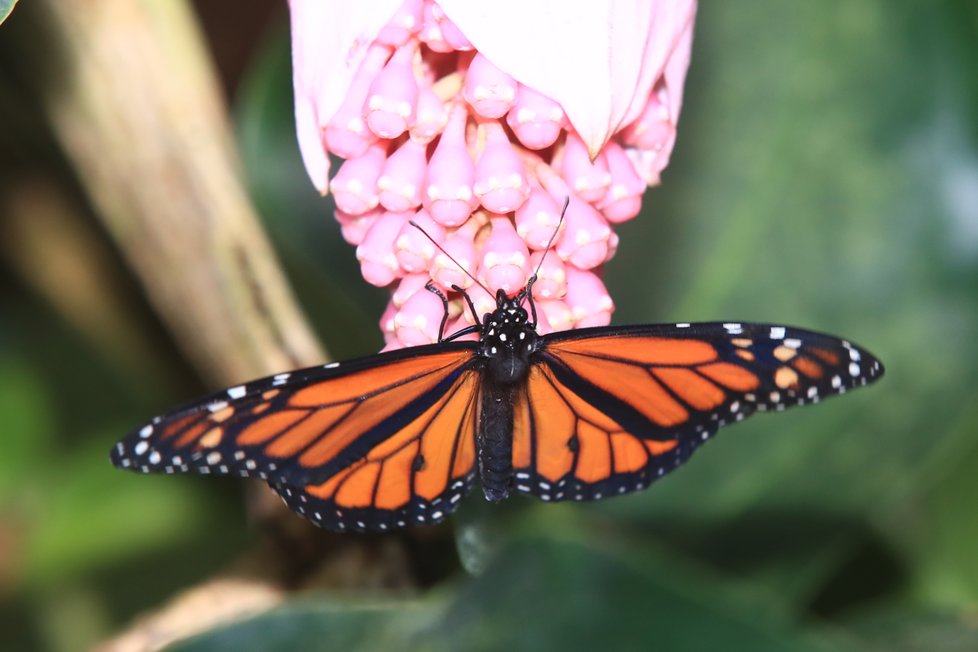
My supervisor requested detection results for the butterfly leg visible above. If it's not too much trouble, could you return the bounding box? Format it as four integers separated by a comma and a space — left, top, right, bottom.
452, 284, 482, 328
424, 281, 451, 342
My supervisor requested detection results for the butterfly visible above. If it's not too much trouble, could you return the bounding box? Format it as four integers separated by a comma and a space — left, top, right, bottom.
111, 276, 884, 532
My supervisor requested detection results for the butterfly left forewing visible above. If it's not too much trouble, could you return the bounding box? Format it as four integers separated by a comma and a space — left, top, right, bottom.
510, 322, 883, 501
111, 343, 478, 490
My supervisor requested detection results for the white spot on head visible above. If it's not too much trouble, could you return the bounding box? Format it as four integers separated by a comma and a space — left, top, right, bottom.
770, 326, 786, 339
139, 425, 153, 438
227, 385, 246, 399
134, 441, 149, 456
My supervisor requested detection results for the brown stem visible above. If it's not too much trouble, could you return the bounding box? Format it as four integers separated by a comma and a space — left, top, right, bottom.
31, 0, 325, 385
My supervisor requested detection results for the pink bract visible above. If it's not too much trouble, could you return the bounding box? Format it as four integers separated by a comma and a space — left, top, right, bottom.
289, 0, 696, 349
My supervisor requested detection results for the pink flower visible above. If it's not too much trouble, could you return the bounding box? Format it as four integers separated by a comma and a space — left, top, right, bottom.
290, 0, 696, 349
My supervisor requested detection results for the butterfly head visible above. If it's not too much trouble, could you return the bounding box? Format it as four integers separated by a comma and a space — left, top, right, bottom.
479, 288, 540, 384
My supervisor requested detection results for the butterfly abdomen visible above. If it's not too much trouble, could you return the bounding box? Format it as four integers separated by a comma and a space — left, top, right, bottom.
478, 380, 517, 502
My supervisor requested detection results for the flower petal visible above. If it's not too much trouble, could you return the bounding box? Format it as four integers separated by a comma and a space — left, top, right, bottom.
288, 0, 405, 192
438, 0, 696, 157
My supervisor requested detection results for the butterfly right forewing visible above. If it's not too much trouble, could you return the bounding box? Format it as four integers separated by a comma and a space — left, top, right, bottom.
509, 322, 883, 502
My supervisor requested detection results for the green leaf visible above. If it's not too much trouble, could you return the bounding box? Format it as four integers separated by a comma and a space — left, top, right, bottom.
167, 601, 437, 652
844, 604, 978, 652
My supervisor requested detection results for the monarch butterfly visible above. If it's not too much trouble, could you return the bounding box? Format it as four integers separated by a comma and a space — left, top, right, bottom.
111, 277, 884, 532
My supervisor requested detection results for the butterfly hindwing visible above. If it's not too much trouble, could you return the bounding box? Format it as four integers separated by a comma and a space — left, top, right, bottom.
509, 322, 883, 501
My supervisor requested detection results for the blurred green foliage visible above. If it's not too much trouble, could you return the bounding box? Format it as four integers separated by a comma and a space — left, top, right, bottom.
2, 1, 977, 651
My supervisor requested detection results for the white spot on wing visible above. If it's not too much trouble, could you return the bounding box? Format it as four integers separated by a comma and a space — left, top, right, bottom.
227, 386, 246, 399
770, 326, 786, 339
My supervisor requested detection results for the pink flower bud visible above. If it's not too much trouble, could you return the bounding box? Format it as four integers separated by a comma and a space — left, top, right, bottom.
329, 142, 387, 215
559, 131, 611, 203
394, 283, 445, 345
480, 216, 530, 294
376, 0, 423, 47
426, 1, 473, 51
506, 84, 565, 150
565, 267, 614, 327
463, 53, 517, 119
534, 299, 573, 335
356, 210, 411, 286
420, 0, 455, 53
424, 103, 477, 226
335, 206, 381, 245
514, 187, 563, 250
323, 45, 389, 159
379, 299, 398, 342
474, 122, 529, 214
391, 273, 431, 307
597, 141, 645, 223
555, 196, 612, 270
364, 44, 419, 140
528, 251, 567, 300
394, 208, 444, 273
378, 138, 427, 212
430, 219, 479, 289
411, 82, 449, 142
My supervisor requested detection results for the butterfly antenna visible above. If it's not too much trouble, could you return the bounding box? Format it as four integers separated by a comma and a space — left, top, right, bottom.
522, 196, 569, 324
408, 220, 493, 297
533, 196, 570, 277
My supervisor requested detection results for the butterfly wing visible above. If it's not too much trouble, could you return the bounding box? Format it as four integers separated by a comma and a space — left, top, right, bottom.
511, 322, 884, 501
111, 342, 482, 531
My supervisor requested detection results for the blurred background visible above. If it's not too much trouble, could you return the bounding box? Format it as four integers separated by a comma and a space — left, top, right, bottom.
1, 1, 977, 650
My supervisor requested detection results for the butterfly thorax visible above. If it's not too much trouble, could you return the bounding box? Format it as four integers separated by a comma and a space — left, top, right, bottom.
478, 290, 540, 386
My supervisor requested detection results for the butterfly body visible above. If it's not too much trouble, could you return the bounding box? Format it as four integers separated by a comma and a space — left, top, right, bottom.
475, 290, 540, 502
111, 285, 884, 532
